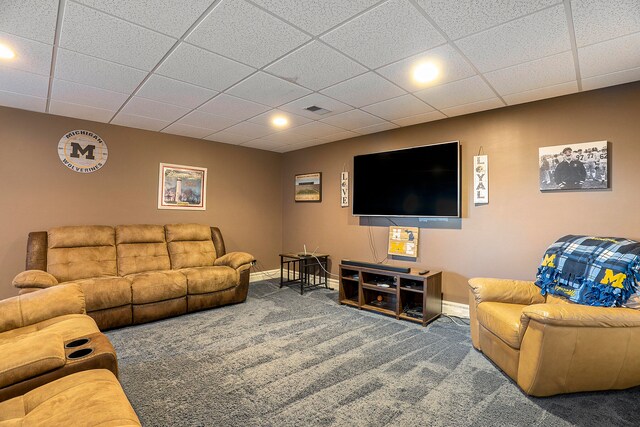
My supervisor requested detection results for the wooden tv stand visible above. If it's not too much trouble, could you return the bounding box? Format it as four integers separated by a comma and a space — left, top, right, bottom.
339, 263, 442, 326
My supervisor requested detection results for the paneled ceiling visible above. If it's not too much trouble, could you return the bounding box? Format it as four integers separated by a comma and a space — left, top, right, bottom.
0, 0, 639, 152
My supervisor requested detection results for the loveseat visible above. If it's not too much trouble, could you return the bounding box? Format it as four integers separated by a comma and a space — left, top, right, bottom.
468, 277, 640, 396
12, 224, 255, 330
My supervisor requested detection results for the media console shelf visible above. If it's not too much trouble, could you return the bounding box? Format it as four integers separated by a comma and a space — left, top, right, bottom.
339, 263, 442, 326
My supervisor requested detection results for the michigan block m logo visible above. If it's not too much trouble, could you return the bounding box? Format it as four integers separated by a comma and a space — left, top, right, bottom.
542, 254, 556, 267
600, 269, 626, 289
70, 142, 95, 160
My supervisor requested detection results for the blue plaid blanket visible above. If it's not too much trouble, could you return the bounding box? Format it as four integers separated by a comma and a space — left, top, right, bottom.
535, 235, 640, 306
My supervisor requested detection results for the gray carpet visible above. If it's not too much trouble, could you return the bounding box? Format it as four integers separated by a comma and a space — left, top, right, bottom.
106, 281, 639, 426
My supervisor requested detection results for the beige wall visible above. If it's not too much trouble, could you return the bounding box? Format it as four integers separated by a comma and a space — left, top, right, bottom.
0, 106, 283, 300
282, 82, 640, 304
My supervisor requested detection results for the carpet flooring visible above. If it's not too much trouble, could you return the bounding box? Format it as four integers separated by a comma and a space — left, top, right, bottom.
106, 281, 640, 426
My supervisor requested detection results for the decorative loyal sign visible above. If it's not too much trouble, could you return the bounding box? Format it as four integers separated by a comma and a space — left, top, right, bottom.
474, 155, 488, 204
340, 171, 349, 207
57, 130, 108, 173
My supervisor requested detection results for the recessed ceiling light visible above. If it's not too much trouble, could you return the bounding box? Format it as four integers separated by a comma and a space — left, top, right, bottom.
272, 116, 288, 127
412, 62, 439, 84
0, 43, 16, 60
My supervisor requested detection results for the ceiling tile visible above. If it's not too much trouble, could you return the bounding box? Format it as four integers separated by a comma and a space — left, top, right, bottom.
248, 110, 312, 128
392, 110, 446, 126
157, 43, 255, 91
415, 0, 558, 40
49, 100, 115, 123
120, 97, 190, 122
162, 123, 214, 139
137, 74, 217, 109
227, 72, 311, 107
187, 0, 310, 68
265, 41, 366, 91
52, 79, 128, 110
321, 0, 446, 68
205, 131, 253, 145
251, 0, 379, 35
198, 94, 270, 120
0, 0, 58, 44
0, 90, 46, 112
241, 138, 288, 151
578, 32, 640, 78
320, 109, 385, 130
503, 81, 578, 105
361, 94, 434, 121
111, 113, 171, 131
75, 0, 215, 38
320, 72, 405, 108
288, 121, 346, 138
0, 32, 52, 75
55, 49, 147, 93
354, 122, 399, 134
572, 0, 640, 47
485, 51, 576, 96
582, 66, 640, 91
60, 2, 176, 71
176, 110, 237, 131
376, 44, 477, 92
258, 131, 309, 145
278, 139, 326, 152
0, 65, 49, 97
318, 130, 360, 142
456, 5, 570, 72
414, 75, 495, 110
278, 93, 352, 119
441, 98, 504, 117
222, 122, 276, 138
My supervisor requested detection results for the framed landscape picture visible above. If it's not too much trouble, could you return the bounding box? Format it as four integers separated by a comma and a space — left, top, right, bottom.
295, 172, 322, 202
539, 141, 609, 191
158, 163, 207, 210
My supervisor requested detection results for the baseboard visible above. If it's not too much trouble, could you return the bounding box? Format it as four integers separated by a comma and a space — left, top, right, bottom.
251, 270, 469, 318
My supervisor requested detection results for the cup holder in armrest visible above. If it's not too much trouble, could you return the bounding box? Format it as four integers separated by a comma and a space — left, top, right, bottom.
65, 338, 91, 348
68, 348, 94, 359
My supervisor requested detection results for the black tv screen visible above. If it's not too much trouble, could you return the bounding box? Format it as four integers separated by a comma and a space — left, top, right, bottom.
353, 141, 461, 217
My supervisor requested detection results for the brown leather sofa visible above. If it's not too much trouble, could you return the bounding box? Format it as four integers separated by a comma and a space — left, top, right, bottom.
468, 277, 640, 396
12, 223, 255, 330
0, 284, 118, 401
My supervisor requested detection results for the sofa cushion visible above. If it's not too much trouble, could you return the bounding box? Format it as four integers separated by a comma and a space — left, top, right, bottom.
476, 302, 528, 349
0, 314, 99, 343
66, 277, 132, 311
0, 369, 141, 426
127, 270, 187, 304
166, 224, 216, 269
116, 225, 170, 276
179, 266, 238, 294
0, 331, 65, 389
47, 226, 116, 282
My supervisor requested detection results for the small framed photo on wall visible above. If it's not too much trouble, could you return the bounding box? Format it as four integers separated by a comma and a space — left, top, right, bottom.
539, 141, 609, 191
158, 163, 207, 210
294, 172, 322, 202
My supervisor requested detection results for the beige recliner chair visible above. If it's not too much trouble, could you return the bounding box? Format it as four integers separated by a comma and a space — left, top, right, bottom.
468, 277, 640, 396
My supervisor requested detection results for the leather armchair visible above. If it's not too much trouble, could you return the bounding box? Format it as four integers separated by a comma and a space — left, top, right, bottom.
468, 277, 640, 396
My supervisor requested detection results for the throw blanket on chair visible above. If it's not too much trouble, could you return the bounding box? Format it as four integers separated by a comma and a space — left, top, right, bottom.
535, 235, 640, 306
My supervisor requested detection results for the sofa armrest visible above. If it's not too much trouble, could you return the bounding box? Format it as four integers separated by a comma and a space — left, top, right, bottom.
12, 270, 58, 289
0, 331, 66, 388
522, 304, 640, 328
214, 252, 255, 270
468, 277, 545, 306
0, 283, 86, 333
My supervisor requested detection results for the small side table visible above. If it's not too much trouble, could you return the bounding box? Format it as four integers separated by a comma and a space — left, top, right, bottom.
279, 253, 329, 295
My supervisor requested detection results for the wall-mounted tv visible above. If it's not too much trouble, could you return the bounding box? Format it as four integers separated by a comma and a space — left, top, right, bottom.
353, 141, 461, 217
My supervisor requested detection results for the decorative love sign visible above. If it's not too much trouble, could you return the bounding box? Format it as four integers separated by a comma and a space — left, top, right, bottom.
474, 155, 488, 204
340, 171, 349, 207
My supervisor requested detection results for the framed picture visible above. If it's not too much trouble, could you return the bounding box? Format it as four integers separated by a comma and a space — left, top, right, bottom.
539, 141, 609, 191
158, 163, 207, 210
294, 172, 322, 202
388, 226, 419, 257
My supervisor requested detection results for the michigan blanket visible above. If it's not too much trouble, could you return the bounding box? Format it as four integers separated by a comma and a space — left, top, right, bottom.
535, 235, 640, 307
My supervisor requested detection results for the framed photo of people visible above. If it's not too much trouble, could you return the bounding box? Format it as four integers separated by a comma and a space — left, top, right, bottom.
539, 141, 609, 191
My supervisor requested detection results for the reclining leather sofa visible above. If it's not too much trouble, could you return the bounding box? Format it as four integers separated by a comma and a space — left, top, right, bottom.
12, 223, 255, 330
468, 277, 640, 396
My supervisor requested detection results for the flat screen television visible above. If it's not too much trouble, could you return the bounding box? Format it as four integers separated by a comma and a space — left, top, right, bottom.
353, 141, 461, 217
